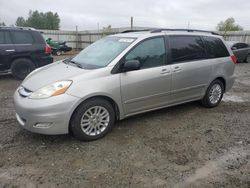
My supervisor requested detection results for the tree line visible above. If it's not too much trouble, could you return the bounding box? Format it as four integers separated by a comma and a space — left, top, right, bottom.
1, 10, 60, 30
16, 10, 60, 30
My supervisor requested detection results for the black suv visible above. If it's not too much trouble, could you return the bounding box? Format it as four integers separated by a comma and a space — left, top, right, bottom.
0, 27, 53, 79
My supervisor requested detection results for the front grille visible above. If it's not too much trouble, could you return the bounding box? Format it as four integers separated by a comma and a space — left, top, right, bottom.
18, 86, 32, 97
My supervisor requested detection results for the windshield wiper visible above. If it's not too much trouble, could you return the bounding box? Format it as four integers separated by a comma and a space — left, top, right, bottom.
62, 57, 72, 64
65, 60, 84, 69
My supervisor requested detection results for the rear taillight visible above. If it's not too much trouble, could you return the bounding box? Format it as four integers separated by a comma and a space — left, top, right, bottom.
45, 45, 52, 54
231, 55, 237, 64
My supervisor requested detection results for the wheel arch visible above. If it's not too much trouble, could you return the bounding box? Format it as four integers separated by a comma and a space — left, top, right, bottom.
69, 95, 121, 133
214, 77, 226, 92
10, 56, 36, 69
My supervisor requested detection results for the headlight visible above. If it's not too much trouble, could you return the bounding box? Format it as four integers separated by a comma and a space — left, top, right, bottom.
29, 80, 72, 99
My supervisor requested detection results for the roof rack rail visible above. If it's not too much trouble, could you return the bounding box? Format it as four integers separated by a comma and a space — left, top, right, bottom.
121, 29, 151, 33
150, 28, 219, 35
0, 26, 36, 31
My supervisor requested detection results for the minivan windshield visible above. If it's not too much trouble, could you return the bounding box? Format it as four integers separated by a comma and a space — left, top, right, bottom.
71, 37, 135, 69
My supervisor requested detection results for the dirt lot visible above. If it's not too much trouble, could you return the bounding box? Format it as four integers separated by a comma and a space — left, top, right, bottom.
0, 56, 250, 187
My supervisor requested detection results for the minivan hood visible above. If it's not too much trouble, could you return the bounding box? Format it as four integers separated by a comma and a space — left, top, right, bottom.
22, 61, 91, 91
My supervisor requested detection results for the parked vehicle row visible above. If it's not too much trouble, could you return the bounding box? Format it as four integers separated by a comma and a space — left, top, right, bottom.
0, 27, 53, 80
14, 29, 236, 141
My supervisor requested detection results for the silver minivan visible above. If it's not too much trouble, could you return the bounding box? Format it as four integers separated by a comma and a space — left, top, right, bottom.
14, 29, 236, 141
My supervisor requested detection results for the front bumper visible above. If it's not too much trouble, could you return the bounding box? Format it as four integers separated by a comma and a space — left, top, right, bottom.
14, 89, 80, 135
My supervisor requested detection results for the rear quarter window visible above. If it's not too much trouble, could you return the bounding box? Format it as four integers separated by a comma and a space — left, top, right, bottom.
203, 36, 229, 58
31, 31, 46, 44
11, 31, 34, 44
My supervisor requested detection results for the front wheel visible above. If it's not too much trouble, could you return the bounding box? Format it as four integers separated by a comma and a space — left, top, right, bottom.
70, 98, 115, 141
201, 79, 224, 108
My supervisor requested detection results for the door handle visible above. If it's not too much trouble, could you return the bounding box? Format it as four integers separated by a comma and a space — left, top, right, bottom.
160, 68, 170, 74
173, 66, 182, 72
5, 49, 15, 52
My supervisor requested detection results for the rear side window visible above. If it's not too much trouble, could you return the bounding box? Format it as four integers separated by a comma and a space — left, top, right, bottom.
11, 31, 34, 44
203, 36, 229, 58
0, 31, 12, 44
32, 31, 45, 44
169, 36, 206, 63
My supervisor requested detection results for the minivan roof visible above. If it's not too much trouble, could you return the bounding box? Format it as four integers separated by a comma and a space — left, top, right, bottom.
112, 29, 222, 39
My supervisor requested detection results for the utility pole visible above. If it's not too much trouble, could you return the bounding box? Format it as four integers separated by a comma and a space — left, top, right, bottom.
75, 25, 78, 50
97, 22, 100, 39
131, 17, 134, 30
188, 21, 190, 29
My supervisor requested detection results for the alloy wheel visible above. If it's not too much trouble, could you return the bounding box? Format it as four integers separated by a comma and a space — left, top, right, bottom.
80, 106, 110, 136
209, 83, 222, 104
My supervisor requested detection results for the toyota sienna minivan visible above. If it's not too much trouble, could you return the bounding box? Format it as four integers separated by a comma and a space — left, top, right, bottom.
14, 29, 236, 141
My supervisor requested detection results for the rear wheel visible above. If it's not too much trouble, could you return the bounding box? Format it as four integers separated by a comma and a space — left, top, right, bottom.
201, 79, 224, 108
56, 50, 62, 56
11, 58, 35, 80
70, 98, 115, 141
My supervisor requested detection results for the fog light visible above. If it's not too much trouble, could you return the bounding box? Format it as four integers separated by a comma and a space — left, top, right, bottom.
16, 113, 26, 126
33, 123, 52, 129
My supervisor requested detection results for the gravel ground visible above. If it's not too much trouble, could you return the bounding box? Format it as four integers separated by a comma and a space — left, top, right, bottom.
0, 56, 250, 187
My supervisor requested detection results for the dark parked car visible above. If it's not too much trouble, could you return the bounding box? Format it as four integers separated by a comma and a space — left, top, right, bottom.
227, 41, 250, 63
0, 27, 53, 80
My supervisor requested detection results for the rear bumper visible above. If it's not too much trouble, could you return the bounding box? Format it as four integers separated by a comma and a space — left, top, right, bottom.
37, 55, 53, 67
225, 76, 235, 92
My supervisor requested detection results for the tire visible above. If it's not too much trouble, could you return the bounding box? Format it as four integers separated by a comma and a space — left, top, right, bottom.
70, 98, 115, 141
11, 58, 35, 80
56, 50, 62, 56
245, 54, 250, 63
52, 49, 57, 55
201, 79, 224, 108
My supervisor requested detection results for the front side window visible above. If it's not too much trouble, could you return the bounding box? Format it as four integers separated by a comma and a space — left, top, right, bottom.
125, 37, 166, 69
72, 37, 135, 69
0, 31, 4, 44
203, 36, 229, 58
169, 35, 206, 63
11, 31, 34, 44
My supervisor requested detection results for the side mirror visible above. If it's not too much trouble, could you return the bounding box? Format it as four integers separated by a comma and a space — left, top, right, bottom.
231, 47, 237, 50
123, 60, 140, 72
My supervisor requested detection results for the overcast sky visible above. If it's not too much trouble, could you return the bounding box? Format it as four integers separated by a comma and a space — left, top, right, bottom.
1, 0, 249, 31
